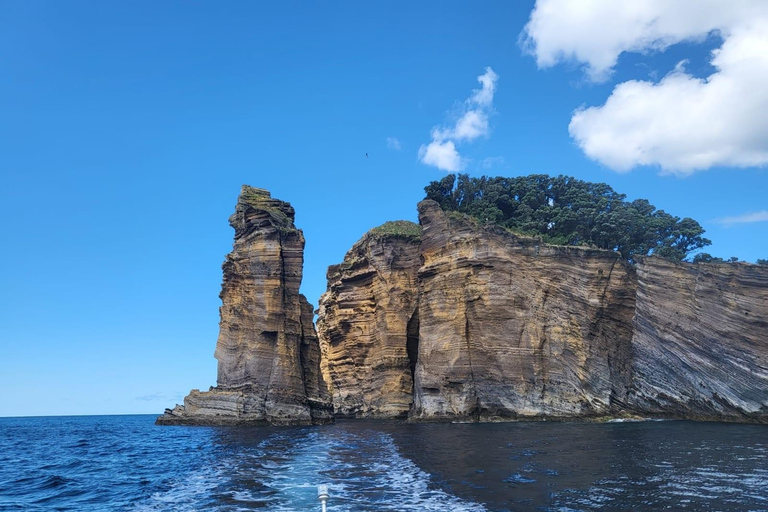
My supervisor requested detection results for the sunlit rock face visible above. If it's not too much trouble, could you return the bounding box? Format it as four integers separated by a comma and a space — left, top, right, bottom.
411, 200, 638, 421
316, 201, 767, 424
157, 186, 332, 426
316, 222, 421, 418
159, 188, 768, 427
628, 258, 768, 422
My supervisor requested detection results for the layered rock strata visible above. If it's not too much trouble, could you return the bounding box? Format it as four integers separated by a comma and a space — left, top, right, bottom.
628, 257, 768, 421
412, 201, 638, 421
318, 201, 767, 423
160, 187, 767, 426
317, 221, 421, 418
157, 186, 332, 426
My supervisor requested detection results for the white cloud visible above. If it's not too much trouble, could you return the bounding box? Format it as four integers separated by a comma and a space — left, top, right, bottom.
452, 110, 489, 141
521, 0, 765, 82
419, 67, 498, 171
386, 137, 401, 151
471, 67, 499, 106
716, 210, 768, 226
522, 0, 768, 175
418, 139, 463, 172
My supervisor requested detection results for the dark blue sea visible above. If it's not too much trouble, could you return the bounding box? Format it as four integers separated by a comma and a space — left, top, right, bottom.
1, 415, 767, 511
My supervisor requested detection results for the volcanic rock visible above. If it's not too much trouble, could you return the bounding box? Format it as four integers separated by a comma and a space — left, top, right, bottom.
628, 257, 768, 422
316, 221, 421, 418
156, 186, 332, 426
411, 200, 638, 421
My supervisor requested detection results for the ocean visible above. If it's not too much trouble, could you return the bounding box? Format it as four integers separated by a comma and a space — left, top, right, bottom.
0, 415, 766, 511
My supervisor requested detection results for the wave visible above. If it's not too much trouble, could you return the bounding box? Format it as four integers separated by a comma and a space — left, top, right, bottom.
132, 429, 488, 512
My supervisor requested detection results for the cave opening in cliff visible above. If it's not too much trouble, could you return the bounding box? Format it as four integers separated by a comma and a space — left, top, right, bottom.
406, 308, 419, 385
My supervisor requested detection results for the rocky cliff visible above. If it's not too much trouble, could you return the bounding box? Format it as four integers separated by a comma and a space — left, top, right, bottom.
412, 201, 638, 421
317, 201, 767, 424
157, 186, 332, 426
628, 257, 768, 421
159, 187, 767, 426
316, 221, 421, 418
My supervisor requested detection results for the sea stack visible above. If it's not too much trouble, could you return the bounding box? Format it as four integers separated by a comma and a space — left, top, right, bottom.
157, 186, 332, 426
160, 185, 768, 426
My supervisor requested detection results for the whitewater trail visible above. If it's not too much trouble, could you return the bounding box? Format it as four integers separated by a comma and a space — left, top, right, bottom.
135, 428, 488, 512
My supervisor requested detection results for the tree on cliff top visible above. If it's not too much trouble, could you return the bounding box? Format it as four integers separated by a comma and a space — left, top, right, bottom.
424, 173, 711, 262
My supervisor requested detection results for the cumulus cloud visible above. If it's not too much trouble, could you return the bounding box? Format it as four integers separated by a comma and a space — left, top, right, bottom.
419, 67, 498, 171
716, 210, 768, 226
521, 0, 765, 81
522, 0, 768, 175
418, 139, 463, 172
386, 137, 401, 151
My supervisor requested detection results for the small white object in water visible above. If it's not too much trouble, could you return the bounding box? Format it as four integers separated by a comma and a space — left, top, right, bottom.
317, 484, 329, 512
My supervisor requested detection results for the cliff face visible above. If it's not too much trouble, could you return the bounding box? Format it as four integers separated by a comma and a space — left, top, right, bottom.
317, 201, 766, 424
157, 186, 332, 426
316, 222, 421, 418
628, 258, 768, 421
412, 200, 638, 421
160, 187, 768, 426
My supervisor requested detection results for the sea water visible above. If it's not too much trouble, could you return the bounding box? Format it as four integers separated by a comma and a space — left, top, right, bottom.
0, 415, 766, 511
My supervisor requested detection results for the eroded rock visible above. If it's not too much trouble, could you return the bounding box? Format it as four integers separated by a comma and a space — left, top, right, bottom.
628, 257, 768, 422
412, 200, 638, 421
156, 186, 332, 426
316, 221, 421, 418
160, 188, 768, 426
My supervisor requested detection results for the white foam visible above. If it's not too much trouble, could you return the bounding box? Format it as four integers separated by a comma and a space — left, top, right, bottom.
133, 428, 488, 511
131, 466, 224, 512
222, 429, 489, 511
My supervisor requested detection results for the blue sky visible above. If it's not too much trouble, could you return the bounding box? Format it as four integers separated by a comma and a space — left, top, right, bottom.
1, 1, 766, 416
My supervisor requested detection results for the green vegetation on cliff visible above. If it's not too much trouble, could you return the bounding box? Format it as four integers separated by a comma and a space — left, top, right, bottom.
239, 185, 298, 233
368, 220, 421, 241
424, 173, 710, 262
692, 253, 740, 264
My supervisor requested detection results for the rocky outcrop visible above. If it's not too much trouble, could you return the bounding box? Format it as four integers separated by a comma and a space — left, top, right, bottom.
160, 186, 767, 426
412, 201, 638, 421
157, 186, 332, 426
316, 221, 421, 418
317, 201, 766, 424
628, 257, 768, 422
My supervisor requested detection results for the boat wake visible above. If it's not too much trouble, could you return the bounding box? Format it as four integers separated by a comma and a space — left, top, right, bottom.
134, 428, 487, 512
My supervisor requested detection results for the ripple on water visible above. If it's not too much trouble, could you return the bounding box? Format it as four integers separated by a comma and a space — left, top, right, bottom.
0, 416, 766, 511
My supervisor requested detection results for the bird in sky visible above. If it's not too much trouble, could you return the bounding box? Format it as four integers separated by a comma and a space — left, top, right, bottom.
365, 153, 368, 158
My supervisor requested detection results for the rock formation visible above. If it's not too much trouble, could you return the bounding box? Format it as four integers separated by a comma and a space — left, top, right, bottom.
627, 257, 768, 421
412, 201, 638, 421
160, 187, 767, 426
317, 200, 767, 424
316, 221, 421, 418
157, 186, 332, 426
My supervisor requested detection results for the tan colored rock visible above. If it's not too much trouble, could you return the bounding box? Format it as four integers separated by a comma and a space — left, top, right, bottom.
628, 257, 768, 422
412, 200, 638, 421
157, 186, 332, 426
317, 222, 421, 418
159, 188, 768, 426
